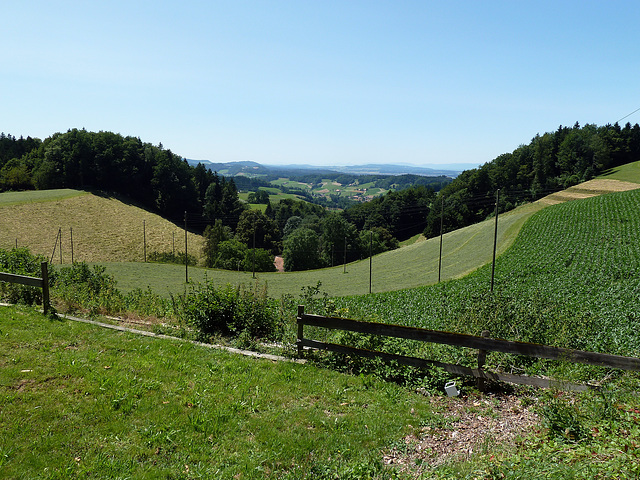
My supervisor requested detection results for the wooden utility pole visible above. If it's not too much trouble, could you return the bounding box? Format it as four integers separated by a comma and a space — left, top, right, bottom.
184, 211, 188, 284
70, 227, 74, 263
490, 189, 500, 292
143, 220, 147, 262
343, 236, 347, 274
369, 230, 373, 294
438, 195, 444, 283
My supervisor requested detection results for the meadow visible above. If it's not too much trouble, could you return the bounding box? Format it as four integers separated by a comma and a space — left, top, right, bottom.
0, 307, 432, 479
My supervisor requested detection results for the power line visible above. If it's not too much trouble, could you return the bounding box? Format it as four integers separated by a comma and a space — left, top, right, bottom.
617, 106, 640, 124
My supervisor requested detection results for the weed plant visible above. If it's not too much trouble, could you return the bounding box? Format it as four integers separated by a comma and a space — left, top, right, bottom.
179, 278, 282, 341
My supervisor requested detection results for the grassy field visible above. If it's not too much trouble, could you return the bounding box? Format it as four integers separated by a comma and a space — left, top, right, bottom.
102, 199, 539, 298
0, 306, 431, 479
2, 176, 639, 300
0, 189, 205, 264
324, 187, 640, 378
0, 188, 87, 206
107, 180, 634, 298
599, 159, 640, 183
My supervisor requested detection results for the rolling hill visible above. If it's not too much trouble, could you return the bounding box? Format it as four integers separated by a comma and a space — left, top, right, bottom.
1, 171, 638, 298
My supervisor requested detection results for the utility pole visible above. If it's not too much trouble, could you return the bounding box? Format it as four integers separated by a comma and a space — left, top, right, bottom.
438, 195, 444, 283
343, 236, 347, 274
70, 227, 74, 263
369, 230, 373, 294
143, 220, 147, 262
490, 189, 500, 292
184, 211, 188, 284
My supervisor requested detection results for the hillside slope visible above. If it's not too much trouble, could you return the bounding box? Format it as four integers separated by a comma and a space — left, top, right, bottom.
0, 190, 205, 263
105, 178, 640, 298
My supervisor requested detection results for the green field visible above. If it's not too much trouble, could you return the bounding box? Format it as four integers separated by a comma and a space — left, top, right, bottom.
103, 199, 541, 298
599, 160, 640, 183
0, 188, 87, 206
4, 176, 640, 477
0, 306, 430, 479
0, 189, 205, 264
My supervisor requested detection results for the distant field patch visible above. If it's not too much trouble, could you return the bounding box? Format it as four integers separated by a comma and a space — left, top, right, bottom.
598, 159, 640, 184
0, 188, 87, 206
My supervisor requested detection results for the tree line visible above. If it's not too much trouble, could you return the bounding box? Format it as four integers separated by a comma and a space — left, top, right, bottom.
2, 122, 639, 272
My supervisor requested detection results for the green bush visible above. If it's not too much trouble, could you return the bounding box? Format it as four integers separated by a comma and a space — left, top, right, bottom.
0, 248, 48, 305
180, 279, 282, 340
148, 251, 197, 266
52, 262, 122, 315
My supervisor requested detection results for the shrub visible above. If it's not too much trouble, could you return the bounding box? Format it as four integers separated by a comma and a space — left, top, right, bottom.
0, 248, 48, 305
180, 279, 281, 341
52, 262, 122, 315
148, 251, 197, 266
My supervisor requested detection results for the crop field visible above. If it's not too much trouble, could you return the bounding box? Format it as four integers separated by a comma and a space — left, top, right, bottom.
0, 190, 205, 264
323, 188, 640, 381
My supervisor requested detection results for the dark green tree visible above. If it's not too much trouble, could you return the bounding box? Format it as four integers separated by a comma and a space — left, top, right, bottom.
282, 227, 324, 271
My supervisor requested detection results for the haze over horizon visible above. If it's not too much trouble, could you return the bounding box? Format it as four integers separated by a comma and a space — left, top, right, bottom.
4, 1, 640, 168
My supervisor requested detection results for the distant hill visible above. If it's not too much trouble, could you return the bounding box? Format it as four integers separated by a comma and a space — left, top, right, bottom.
185, 159, 469, 178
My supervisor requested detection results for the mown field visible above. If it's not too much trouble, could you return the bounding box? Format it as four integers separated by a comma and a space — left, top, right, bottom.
0, 190, 205, 264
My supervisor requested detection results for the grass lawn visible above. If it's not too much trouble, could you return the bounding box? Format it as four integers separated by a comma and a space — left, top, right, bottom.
0, 306, 430, 479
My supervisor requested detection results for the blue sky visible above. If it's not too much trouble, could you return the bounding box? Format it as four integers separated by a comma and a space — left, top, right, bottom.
3, 1, 640, 167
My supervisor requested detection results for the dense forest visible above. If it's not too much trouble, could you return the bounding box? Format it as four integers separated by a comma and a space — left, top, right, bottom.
2, 122, 639, 271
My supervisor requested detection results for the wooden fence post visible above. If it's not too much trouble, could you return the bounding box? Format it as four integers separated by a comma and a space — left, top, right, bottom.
297, 305, 305, 357
476, 330, 490, 391
41, 262, 50, 315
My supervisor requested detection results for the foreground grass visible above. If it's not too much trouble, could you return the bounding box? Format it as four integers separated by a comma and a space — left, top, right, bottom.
0, 306, 430, 479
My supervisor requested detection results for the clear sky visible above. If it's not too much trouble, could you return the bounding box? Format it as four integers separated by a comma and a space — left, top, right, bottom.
3, 1, 640, 167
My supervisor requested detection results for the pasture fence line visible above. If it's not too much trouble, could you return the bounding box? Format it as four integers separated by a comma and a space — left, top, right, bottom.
0, 262, 50, 314
296, 305, 640, 392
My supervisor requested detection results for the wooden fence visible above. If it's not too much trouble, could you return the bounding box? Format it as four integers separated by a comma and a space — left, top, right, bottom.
0, 262, 50, 315
296, 305, 640, 392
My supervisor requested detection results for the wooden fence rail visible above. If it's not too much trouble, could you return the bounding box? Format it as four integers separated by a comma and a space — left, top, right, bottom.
0, 262, 50, 315
296, 305, 640, 392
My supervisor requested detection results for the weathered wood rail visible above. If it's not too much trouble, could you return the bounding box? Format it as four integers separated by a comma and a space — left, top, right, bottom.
296, 305, 640, 391
0, 262, 50, 314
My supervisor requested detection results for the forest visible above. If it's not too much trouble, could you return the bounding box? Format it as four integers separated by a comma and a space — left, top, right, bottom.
1, 121, 639, 271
